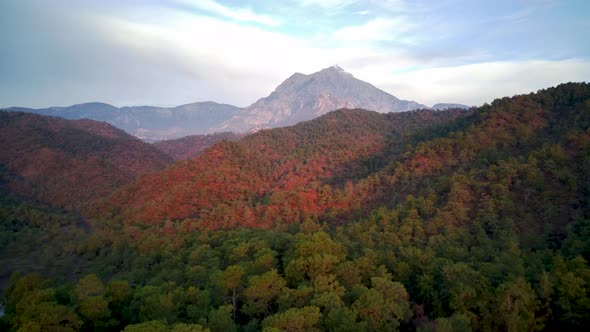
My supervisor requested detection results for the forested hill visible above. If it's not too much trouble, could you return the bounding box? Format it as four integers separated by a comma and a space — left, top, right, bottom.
95, 107, 471, 226
0, 112, 173, 210
3, 83, 590, 332
97, 82, 590, 234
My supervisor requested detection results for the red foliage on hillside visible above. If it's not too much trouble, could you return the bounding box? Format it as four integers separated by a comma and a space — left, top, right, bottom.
96, 83, 590, 233
97, 108, 470, 228
0, 112, 173, 210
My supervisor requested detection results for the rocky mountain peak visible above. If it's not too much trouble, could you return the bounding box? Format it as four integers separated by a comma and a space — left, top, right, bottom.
217, 66, 428, 132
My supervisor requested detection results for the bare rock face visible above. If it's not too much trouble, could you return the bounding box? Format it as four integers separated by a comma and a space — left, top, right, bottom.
218, 65, 427, 132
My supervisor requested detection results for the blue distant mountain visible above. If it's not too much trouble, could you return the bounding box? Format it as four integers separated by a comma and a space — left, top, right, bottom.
7, 66, 471, 140
8, 101, 241, 141
431, 103, 471, 110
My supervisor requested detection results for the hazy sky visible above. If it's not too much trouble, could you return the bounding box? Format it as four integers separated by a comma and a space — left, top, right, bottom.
1, 0, 589, 108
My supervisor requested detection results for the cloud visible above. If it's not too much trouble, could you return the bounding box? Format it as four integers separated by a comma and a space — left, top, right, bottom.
357, 59, 590, 106
373, 0, 412, 13
2, 1, 379, 108
89, 9, 399, 106
298, 0, 357, 8
332, 17, 413, 42
174, 0, 280, 26
0, 0, 587, 110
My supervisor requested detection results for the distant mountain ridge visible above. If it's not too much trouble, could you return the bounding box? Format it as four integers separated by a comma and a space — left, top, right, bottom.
8, 66, 469, 139
217, 65, 428, 132
432, 103, 471, 110
9, 101, 241, 141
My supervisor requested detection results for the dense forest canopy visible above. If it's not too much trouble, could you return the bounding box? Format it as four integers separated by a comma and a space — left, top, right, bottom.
0, 112, 172, 210
1, 83, 590, 331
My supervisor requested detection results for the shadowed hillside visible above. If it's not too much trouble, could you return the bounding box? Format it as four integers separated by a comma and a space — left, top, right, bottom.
153, 132, 245, 160
0, 112, 173, 210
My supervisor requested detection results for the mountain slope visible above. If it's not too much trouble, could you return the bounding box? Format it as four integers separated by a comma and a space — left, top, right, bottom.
0, 111, 173, 210
4, 84, 590, 331
218, 65, 428, 132
95, 83, 590, 234
95, 107, 470, 226
9, 102, 120, 121
153, 132, 245, 160
9, 101, 241, 141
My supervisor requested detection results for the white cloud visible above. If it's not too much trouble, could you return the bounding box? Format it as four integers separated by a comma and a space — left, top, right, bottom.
357, 59, 590, 106
332, 17, 413, 42
298, 0, 357, 8
3, 1, 586, 111
175, 0, 281, 26
374, 0, 411, 13
94, 9, 399, 106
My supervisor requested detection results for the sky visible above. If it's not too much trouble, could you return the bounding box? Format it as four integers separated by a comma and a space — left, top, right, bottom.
1, 0, 589, 108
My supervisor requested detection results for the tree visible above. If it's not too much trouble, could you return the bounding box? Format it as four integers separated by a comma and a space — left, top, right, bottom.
430, 313, 472, 332
75, 274, 111, 327
262, 306, 322, 332
4, 273, 45, 315
131, 285, 178, 323
285, 232, 346, 284
171, 323, 210, 332
323, 307, 367, 332
12, 288, 82, 332
107, 280, 131, 326
185, 287, 210, 322
217, 265, 246, 323
208, 305, 235, 332
123, 320, 169, 332
243, 270, 286, 317
494, 278, 540, 331
122, 321, 209, 332
352, 277, 411, 331
310, 274, 345, 310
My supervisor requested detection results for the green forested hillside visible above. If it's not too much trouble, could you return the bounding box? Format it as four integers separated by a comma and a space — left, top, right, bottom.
2, 83, 590, 331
